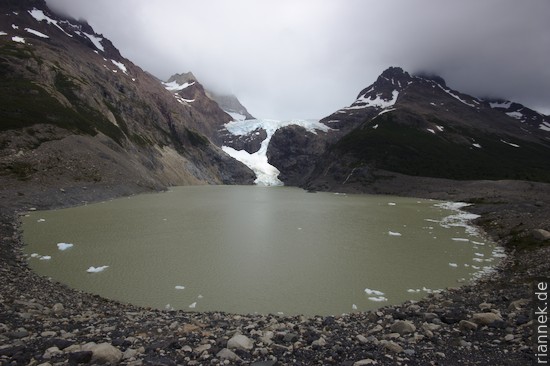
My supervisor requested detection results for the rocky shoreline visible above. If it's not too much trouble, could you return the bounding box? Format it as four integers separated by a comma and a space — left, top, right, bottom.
1, 180, 549, 365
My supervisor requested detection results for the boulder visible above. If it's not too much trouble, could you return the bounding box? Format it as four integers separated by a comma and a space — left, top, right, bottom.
532, 229, 550, 242
216, 348, 242, 362
227, 334, 254, 350
90, 343, 123, 364
472, 312, 503, 325
390, 320, 416, 335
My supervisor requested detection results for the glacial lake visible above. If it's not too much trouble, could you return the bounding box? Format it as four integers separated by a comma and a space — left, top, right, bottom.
22, 185, 503, 316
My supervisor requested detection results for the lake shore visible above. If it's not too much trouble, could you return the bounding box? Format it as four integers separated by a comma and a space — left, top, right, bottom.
1, 178, 549, 365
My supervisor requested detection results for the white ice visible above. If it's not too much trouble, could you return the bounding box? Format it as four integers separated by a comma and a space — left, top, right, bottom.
0, 31, 7, 36
364, 288, 385, 296
388, 202, 396, 206
83, 32, 104, 51
57, 243, 73, 251
427, 128, 436, 134
175, 285, 185, 290
473, 143, 482, 149
352, 304, 358, 310
110, 60, 128, 74
368, 296, 388, 302
39, 255, 51, 260
162, 80, 195, 91
501, 139, 520, 148
436, 84, 476, 107
86, 265, 109, 273
28, 8, 72, 37
489, 101, 512, 109
452, 238, 469, 242
188, 302, 197, 308
25, 28, 49, 38
12, 36, 25, 43
346, 90, 399, 110
222, 118, 331, 186
506, 111, 524, 120
227, 111, 247, 121
540, 122, 550, 132
37, 218, 46, 222
388, 231, 402, 236
435, 202, 480, 236
448, 263, 458, 267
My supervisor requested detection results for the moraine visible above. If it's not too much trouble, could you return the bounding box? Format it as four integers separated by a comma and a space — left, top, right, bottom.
22, 185, 502, 316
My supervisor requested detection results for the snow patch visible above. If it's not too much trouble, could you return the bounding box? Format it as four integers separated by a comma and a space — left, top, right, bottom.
162, 80, 195, 91
110, 59, 128, 74
489, 101, 512, 109
501, 139, 520, 148
25, 28, 49, 38
473, 143, 482, 149
346, 90, 399, 110
28, 8, 72, 37
540, 122, 550, 132
83, 32, 104, 51
436, 84, 476, 107
0, 31, 7, 36
11, 36, 25, 43
506, 111, 524, 120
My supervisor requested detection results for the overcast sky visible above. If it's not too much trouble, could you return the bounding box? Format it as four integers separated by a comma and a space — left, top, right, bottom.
46, 0, 550, 119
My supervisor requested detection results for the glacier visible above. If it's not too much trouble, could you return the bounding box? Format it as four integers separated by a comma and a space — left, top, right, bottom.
222, 118, 331, 186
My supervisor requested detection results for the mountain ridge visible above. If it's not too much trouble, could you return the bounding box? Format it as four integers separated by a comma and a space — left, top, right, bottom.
0, 0, 255, 193
265, 66, 550, 189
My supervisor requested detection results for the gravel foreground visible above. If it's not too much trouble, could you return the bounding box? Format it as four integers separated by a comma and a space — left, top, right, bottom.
1, 181, 549, 365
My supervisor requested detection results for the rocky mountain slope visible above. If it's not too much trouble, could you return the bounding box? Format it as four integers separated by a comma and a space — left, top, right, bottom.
0, 0, 254, 199
266, 67, 550, 190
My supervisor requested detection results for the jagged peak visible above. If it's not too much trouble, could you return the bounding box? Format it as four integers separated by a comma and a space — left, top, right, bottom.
167, 72, 197, 84
412, 71, 447, 87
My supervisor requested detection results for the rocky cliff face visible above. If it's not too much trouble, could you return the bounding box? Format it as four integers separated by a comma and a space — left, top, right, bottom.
0, 0, 254, 196
267, 67, 550, 191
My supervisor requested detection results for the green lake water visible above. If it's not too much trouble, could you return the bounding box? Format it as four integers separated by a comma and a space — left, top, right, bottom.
22, 185, 503, 316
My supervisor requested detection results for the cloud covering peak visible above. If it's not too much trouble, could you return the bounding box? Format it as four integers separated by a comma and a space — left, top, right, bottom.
45, 0, 550, 119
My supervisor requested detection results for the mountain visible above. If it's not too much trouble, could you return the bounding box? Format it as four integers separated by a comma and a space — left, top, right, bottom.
0, 0, 254, 196
266, 67, 550, 189
206, 90, 255, 121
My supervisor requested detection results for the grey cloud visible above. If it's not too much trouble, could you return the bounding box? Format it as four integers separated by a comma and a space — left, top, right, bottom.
46, 0, 550, 118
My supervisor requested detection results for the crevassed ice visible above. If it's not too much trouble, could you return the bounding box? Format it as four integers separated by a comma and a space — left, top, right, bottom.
222, 118, 331, 186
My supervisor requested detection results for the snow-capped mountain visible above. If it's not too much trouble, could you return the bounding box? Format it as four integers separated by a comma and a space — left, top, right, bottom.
0, 1, 254, 189
266, 67, 550, 189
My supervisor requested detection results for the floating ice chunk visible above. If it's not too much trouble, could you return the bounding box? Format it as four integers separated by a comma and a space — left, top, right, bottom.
388, 202, 396, 206
474, 252, 484, 257
364, 288, 384, 296
197, 294, 203, 299
174, 285, 185, 290
188, 302, 197, 309
352, 304, 358, 310
57, 243, 73, 251
30, 253, 40, 258
407, 289, 421, 293
86, 265, 108, 273
368, 296, 388, 302
39, 255, 51, 260
165, 304, 173, 310
452, 238, 469, 242
37, 218, 46, 222
25, 28, 48, 38
448, 263, 458, 267
472, 258, 483, 262
12, 36, 25, 43
388, 231, 402, 236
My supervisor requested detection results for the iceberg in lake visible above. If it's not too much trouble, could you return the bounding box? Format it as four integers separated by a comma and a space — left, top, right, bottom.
86, 265, 109, 273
